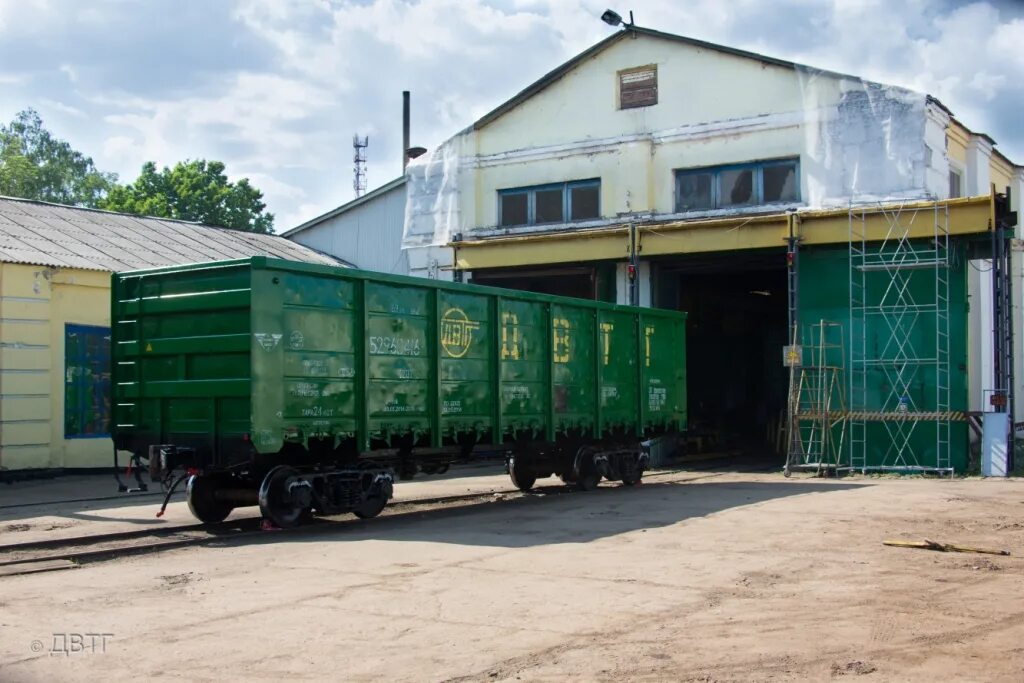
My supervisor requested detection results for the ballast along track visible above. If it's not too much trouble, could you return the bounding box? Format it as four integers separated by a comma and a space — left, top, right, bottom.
0, 470, 726, 578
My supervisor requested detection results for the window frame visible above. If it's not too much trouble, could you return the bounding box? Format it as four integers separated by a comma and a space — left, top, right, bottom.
674, 157, 801, 213
498, 179, 601, 227
64, 323, 112, 440
948, 167, 963, 199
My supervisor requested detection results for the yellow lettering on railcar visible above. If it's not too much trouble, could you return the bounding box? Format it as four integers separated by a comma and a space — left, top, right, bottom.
553, 317, 571, 363
644, 324, 655, 367
600, 322, 614, 366
500, 312, 521, 360
440, 307, 480, 358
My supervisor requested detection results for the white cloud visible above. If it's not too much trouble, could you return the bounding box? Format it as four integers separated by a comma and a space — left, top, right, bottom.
95, 70, 337, 173
40, 98, 85, 118
3, 0, 1022, 233
58, 63, 78, 83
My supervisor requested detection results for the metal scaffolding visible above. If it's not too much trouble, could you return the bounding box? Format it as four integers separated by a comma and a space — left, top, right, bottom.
848, 201, 953, 475
785, 320, 848, 475
990, 190, 1016, 466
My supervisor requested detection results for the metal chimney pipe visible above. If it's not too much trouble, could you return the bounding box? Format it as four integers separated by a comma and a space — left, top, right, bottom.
402, 90, 410, 171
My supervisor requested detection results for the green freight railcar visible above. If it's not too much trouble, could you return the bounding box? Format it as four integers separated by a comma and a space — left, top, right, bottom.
112, 257, 687, 526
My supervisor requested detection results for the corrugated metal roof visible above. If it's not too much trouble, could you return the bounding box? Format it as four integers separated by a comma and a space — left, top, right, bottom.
0, 196, 341, 271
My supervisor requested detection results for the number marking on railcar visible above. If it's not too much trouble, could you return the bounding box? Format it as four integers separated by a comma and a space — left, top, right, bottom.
302, 358, 328, 376
291, 382, 321, 398
648, 386, 667, 411
369, 336, 422, 356
502, 385, 531, 401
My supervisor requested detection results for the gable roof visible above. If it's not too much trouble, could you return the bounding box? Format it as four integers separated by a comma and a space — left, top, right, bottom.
470, 25, 867, 132
0, 196, 341, 272
282, 176, 406, 237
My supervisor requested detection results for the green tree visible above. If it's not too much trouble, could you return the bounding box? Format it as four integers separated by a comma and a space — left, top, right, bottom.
101, 159, 274, 233
0, 108, 117, 206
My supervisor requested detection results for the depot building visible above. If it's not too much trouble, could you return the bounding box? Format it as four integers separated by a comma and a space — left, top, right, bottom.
288, 25, 1023, 474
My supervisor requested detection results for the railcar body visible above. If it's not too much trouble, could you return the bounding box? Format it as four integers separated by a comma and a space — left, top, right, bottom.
111, 257, 687, 525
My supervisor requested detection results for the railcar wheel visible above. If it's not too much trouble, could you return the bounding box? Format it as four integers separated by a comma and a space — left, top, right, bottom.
186, 475, 234, 524
575, 448, 600, 492
258, 466, 309, 528
353, 495, 388, 519
353, 463, 392, 519
508, 456, 537, 492
620, 457, 643, 487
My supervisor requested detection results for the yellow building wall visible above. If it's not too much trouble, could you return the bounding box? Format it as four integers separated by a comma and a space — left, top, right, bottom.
991, 154, 1013, 192
947, 119, 1016, 193
467, 36, 815, 229
946, 122, 968, 168
0, 263, 113, 471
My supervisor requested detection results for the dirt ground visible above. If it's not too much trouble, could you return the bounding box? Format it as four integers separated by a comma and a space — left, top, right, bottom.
1, 468, 1023, 682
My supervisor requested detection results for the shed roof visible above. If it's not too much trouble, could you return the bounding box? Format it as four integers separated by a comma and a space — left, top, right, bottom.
0, 196, 340, 272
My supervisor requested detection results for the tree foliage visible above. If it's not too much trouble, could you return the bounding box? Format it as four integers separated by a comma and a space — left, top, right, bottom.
101, 159, 274, 233
0, 108, 117, 207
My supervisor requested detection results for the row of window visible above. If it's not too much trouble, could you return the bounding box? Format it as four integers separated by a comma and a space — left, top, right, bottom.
498, 158, 801, 227
500, 180, 600, 227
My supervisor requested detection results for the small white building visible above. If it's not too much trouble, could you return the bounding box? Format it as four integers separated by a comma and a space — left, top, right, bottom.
283, 177, 411, 276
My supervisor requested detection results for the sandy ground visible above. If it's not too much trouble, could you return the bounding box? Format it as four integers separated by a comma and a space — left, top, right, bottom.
1, 469, 1023, 682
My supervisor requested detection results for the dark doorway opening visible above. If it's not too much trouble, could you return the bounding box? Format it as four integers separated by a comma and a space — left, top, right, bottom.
655, 250, 788, 465
469, 264, 616, 302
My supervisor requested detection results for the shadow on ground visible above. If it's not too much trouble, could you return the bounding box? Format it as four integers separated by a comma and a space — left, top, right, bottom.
217, 477, 866, 551
0, 462, 509, 526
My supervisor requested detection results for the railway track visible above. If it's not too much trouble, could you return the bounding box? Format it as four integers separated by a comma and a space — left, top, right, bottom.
0, 487, 552, 578
0, 468, 729, 578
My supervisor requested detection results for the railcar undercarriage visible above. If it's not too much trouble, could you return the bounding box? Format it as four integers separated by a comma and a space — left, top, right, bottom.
131, 438, 650, 527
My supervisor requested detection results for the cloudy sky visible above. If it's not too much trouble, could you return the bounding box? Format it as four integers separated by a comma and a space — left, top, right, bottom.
1, 0, 1021, 231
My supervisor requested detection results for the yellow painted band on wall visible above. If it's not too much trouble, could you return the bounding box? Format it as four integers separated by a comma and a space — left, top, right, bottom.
452, 195, 993, 270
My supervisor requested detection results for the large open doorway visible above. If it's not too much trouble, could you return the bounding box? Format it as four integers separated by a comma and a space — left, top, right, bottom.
469, 264, 616, 302
654, 249, 788, 466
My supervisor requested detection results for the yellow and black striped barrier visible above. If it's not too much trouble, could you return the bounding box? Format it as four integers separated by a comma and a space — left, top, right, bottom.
794, 411, 968, 421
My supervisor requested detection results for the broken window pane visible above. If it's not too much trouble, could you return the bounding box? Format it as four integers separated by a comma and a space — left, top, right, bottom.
535, 188, 564, 223
676, 172, 713, 211
500, 193, 528, 226
763, 162, 798, 203
719, 168, 754, 207
570, 184, 599, 220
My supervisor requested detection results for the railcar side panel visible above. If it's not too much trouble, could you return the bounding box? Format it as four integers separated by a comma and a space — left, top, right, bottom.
438, 290, 494, 443
115, 257, 687, 465
597, 310, 640, 434
497, 298, 549, 440
551, 303, 597, 436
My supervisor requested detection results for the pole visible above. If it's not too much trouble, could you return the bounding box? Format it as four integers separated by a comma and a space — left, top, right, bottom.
402, 90, 410, 172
